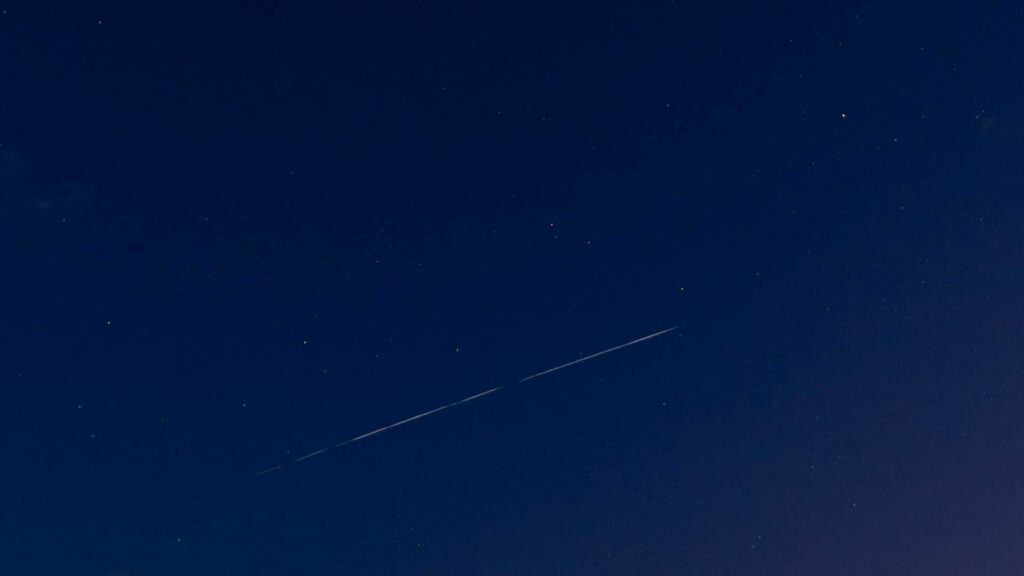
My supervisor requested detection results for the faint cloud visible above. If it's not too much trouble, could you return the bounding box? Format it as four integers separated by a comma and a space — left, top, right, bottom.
37, 178, 98, 211
0, 145, 97, 213
978, 112, 1024, 145
0, 145, 33, 191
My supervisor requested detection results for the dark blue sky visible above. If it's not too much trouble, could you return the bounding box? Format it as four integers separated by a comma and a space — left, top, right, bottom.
3, 2, 1023, 575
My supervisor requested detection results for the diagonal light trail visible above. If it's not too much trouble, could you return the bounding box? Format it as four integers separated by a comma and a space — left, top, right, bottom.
517, 325, 678, 383
334, 385, 504, 448
255, 326, 677, 476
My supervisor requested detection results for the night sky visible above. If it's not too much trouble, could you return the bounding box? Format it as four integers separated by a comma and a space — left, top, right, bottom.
3, 1, 1024, 575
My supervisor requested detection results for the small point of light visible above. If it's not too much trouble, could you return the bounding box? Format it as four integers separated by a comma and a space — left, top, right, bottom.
841, 112, 847, 118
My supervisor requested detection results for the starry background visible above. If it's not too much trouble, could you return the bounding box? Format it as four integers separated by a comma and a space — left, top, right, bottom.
2, 1, 1023, 575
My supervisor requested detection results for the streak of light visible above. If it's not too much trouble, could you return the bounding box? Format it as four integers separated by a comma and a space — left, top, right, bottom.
517, 326, 678, 383
255, 326, 676, 476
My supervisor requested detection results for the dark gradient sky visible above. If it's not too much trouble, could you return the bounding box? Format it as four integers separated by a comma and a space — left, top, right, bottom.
2, 2, 1024, 575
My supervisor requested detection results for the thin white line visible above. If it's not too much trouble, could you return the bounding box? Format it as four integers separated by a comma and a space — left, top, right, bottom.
255, 326, 676, 476
337, 385, 504, 447
294, 447, 330, 462
518, 326, 678, 383
254, 464, 284, 477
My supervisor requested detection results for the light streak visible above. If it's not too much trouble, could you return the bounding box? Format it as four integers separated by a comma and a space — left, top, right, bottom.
255, 326, 676, 476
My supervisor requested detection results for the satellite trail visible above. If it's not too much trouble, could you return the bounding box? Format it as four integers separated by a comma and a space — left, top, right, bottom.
255, 326, 677, 477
